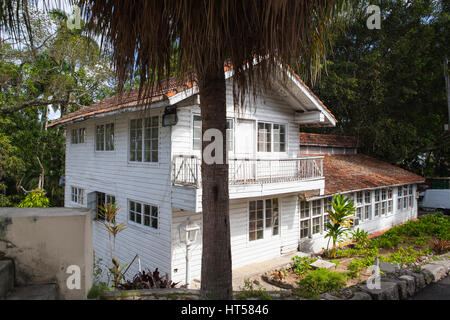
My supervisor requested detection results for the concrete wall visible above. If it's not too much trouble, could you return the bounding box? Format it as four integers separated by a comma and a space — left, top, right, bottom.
0, 208, 93, 300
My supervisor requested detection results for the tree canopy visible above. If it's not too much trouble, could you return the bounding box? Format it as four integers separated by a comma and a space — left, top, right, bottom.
308, 0, 449, 177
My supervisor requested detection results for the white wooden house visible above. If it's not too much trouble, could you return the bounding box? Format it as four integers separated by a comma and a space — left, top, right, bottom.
48, 67, 424, 284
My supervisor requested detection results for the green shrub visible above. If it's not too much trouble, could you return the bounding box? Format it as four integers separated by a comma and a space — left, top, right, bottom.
291, 256, 317, 276
236, 279, 273, 300
351, 228, 370, 248
347, 256, 376, 279
17, 189, 50, 208
296, 268, 347, 299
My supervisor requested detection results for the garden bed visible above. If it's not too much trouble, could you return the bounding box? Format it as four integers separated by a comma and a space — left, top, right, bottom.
260, 213, 450, 299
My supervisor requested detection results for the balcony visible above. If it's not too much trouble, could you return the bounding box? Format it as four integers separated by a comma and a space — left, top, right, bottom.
172, 155, 324, 188
171, 155, 325, 211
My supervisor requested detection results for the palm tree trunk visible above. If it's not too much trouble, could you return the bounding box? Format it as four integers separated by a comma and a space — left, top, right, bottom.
198, 65, 232, 300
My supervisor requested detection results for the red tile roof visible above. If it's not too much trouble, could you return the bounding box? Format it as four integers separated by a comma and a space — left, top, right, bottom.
309, 154, 424, 198
300, 132, 360, 148
47, 77, 195, 128
48, 66, 336, 128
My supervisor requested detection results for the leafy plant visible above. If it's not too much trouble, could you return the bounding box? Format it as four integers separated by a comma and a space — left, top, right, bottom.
431, 239, 450, 254
324, 194, 356, 258
291, 256, 317, 276
347, 256, 376, 279
17, 189, 50, 208
98, 202, 127, 288
119, 268, 178, 290
296, 268, 347, 299
235, 279, 273, 300
351, 228, 370, 248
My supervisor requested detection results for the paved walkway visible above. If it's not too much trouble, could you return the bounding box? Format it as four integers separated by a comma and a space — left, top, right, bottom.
232, 251, 308, 290
409, 275, 450, 300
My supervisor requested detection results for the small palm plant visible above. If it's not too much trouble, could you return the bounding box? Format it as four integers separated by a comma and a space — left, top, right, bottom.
98, 202, 127, 288
324, 194, 356, 258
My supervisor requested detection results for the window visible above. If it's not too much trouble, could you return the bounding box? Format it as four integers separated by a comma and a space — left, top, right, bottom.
300, 199, 324, 237
257, 122, 286, 153
71, 128, 85, 144
130, 117, 159, 163
226, 119, 234, 152
364, 205, 371, 220
129, 200, 158, 229
312, 200, 321, 216
374, 203, 380, 217
193, 115, 202, 150
300, 201, 310, 219
356, 192, 363, 205
249, 198, 279, 241
300, 220, 310, 239
71, 187, 84, 205
312, 217, 321, 235
324, 215, 331, 231
96, 123, 114, 151
96, 192, 116, 220
364, 191, 371, 204
324, 197, 332, 213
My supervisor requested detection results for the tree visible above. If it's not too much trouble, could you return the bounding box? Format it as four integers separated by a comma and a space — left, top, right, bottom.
1, 0, 350, 299
324, 194, 355, 258
0, 6, 115, 206
310, 0, 450, 177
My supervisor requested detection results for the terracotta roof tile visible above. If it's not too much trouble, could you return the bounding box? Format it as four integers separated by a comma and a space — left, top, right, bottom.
47, 77, 195, 128
310, 154, 424, 198
300, 132, 360, 148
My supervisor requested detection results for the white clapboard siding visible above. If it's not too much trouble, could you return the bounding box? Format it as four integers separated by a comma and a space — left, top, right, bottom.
65, 108, 174, 280
170, 195, 301, 283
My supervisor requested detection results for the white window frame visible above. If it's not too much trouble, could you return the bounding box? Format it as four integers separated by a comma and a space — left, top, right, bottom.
129, 116, 159, 164
300, 198, 325, 238
95, 122, 115, 152
248, 198, 280, 242
71, 128, 85, 144
128, 199, 159, 230
257, 121, 287, 153
71, 186, 85, 205
192, 114, 202, 151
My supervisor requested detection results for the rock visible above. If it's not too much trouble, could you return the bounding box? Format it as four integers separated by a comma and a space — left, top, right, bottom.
429, 260, 450, 274
422, 263, 446, 283
310, 259, 336, 270
360, 281, 399, 300
378, 261, 400, 273
349, 291, 372, 300
399, 275, 416, 297
408, 272, 426, 291
383, 278, 408, 300
339, 288, 354, 299
320, 293, 342, 300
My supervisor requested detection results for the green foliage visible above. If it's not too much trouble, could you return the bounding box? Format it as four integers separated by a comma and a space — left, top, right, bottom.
17, 189, 50, 208
291, 256, 318, 276
351, 228, 370, 248
324, 194, 356, 258
296, 269, 347, 299
347, 256, 376, 279
309, 0, 450, 177
236, 279, 273, 300
0, 8, 115, 207
381, 247, 431, 267
431, 239, 450, 254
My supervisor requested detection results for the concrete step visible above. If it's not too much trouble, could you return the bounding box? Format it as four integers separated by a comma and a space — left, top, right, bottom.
6, 284, 59, 300
0, 260, 14, 299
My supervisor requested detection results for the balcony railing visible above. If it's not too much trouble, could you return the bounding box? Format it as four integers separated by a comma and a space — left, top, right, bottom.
172, 155, 324, 188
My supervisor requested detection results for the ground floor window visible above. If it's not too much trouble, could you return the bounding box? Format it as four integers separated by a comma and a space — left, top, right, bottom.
249, 198, 279, 241
71, 187, 85, 205
96, 192, 116, 220
129, 200, 158, 229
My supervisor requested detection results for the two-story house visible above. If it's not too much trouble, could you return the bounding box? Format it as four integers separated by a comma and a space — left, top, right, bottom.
48, 66, 424, 285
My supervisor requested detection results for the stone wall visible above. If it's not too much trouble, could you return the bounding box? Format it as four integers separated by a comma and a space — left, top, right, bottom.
0, 208, 93, 300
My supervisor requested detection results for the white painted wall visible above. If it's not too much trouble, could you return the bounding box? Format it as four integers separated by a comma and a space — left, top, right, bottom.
64, 108, 174, 281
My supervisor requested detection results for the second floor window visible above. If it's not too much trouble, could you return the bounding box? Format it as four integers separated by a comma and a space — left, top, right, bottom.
257, 122, 286, 153
130, 117, 159, 163
71, 128, 85, 144
96, 123, 114, 151
192, 116, 234, 152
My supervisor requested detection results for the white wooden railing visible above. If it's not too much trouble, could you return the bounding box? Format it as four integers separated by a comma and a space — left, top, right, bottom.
172, 155, 324, 188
